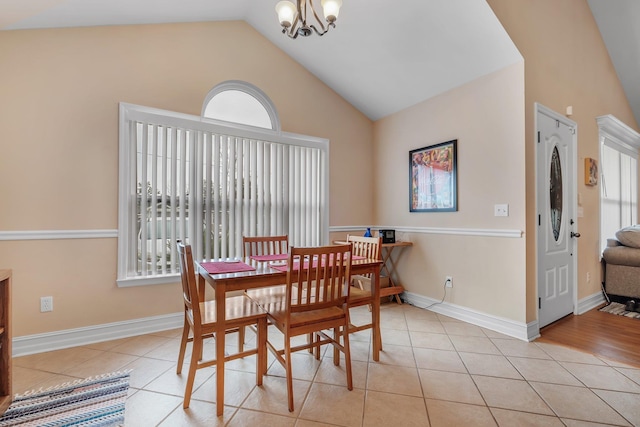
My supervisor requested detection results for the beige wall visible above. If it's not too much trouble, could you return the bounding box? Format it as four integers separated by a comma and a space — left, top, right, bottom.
488, 0, 639, 322
0, 21, 373, 337
372, 63, 527, 322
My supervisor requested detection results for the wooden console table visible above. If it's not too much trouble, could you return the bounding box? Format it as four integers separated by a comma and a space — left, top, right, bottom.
0, 269, 12, 415
380, 241, 412, 303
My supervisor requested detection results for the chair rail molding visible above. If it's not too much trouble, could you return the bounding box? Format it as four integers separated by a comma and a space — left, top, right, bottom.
329, 225, 523, 239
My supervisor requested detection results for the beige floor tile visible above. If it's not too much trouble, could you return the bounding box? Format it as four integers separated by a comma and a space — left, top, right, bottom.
63, 351, 138, 379
409, 330, 454, 350
441, 321, 486, 337
367, 363, 422, 396
228, 408, 296, 427
144, 364, 214, 398
369, 342, 416, 367
362, 390, 429, 427
492, 338, 552, 359
406, 319, 446, 334
592, 389, 640, 426
419, 369, 485, 405
481, 328, 516, 339
241, 375, 311, 417
530, 382, 631, 425
298, 383, 365, 427
449, 335, 501, 355
109, 334, 174, 357
535, 342, 607, 365
616, 366, 640, 385
13, 347, 104, 373
426, 399, 497, 427
561, 419, 623, 427
560, 362, 640, 393
266, 351, 323, 381
191, 369, 260, 407
507, 356, 582, 386
10, 367, 79, 395
295, 419, 341, 427
380, 327, 411, 346
459, 352, 522, 379
159, 399, 236, 426
122, 356, 175, 389
473, 376, 554, 415
490, 407, 565, 426
143, 338, 182, 362
378, 313, 408, 331
314, 359, 368, 390
124, 389, 183, 426
413, 348, 467, 373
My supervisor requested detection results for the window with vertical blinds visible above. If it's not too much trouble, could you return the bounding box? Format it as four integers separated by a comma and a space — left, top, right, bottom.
598, 115, 640, 255
117, 103, 328, 286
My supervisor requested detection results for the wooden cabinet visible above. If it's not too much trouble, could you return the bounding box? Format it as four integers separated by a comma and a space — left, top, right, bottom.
0, 270, 11, 415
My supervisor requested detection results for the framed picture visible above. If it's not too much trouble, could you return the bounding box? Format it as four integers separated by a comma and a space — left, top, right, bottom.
409, 139, 457, 212
585, 157, 598, 186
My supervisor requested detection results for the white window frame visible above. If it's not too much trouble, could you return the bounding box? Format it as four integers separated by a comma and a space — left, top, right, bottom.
597, 114, 640, 255
117, 103, 329, 287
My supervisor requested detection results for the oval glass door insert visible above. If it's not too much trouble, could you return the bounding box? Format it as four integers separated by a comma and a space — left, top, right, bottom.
549, 146, 563, 241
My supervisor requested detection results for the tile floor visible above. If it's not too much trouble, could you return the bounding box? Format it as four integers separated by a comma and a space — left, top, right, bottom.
11, 303, 640, 426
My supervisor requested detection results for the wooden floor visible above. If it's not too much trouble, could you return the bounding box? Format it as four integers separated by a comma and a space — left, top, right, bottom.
538, 303, 640, 367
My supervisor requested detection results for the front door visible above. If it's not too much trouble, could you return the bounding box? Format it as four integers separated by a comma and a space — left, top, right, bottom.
536, 104, 579, 328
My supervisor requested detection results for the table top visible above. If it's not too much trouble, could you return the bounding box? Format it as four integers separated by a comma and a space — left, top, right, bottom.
196, 256, 381, 292
382, 241, 413, 248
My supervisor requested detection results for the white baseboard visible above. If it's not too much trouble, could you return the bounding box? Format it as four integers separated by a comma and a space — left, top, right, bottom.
15, 290, 598, 356
577, 291, 606, 314
403, 291, 538, 342
12, 312, 183, 357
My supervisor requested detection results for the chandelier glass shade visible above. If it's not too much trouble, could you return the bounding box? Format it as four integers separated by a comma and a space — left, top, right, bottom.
275, 0, 343, 39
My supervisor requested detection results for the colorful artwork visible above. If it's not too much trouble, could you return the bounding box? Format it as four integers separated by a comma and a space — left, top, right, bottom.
585, 157, 598, 186
409, 140, 457, 212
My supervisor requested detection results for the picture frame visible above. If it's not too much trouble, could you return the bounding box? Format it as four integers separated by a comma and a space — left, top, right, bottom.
585, 157, 598, 186
409, 139, 457, 212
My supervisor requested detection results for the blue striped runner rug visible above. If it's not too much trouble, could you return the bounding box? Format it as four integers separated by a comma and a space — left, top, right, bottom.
0, 370, 130, 426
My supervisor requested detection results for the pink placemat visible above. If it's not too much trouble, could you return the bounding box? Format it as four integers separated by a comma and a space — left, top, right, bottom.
250, 253, 289, 262
200, 261, 256, 274
269, 255, 366, 272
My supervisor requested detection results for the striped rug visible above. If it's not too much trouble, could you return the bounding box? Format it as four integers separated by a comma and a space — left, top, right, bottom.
0, 370, 130, 426
599, 302, 640, 319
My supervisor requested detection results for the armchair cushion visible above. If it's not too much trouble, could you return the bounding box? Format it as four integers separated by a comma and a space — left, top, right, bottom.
615, 225, 640, 249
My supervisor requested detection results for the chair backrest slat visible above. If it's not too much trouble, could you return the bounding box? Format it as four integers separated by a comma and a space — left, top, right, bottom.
177, 240, 202, 325
243, 235, 289, 257
286, 244, 352, 314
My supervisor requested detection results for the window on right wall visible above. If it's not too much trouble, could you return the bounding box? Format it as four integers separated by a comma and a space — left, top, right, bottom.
598, 115, 640, 254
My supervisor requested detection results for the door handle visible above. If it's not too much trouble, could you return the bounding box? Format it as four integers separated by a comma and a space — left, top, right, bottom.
571, 232, 581, 238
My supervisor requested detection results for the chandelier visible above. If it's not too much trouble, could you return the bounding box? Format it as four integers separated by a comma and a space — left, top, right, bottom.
275, 0, 343, 39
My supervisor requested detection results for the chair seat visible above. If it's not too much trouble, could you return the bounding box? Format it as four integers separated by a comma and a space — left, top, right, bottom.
268, 305, 344, 329
348, 286, 372, 303
246, 285, 288, 304
198, 295, 267, 327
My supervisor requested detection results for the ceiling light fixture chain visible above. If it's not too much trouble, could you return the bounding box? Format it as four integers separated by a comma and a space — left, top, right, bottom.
276, 0, 342, 39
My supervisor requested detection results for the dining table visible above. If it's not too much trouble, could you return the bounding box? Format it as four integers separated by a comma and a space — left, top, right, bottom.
195, 254, 383, 416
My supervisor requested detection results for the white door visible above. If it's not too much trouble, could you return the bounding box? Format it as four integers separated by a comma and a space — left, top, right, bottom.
536, 104, 579, 328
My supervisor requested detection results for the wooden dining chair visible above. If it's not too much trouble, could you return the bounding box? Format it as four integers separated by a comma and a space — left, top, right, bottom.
242, 234, 289, 258
242, 234, 290, 304
344, 235, 383, 351
175, 241, 268, 409
253, 244, 354, 412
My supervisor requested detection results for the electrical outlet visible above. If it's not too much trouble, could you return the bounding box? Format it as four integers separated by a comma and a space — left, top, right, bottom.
40, 296, 53, 312
445, 276, 453, 288
586, 272, 591, 283
494, 204, 509, 217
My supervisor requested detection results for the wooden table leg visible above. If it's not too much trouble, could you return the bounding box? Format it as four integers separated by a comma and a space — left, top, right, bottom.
215, 286, 226, 417
371, 268, 381, 361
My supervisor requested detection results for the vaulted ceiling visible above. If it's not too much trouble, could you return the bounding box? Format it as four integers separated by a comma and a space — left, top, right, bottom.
1, 1, 637, 125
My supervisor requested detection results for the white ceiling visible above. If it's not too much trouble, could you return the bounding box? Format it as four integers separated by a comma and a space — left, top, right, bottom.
1, 1, 636, 125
